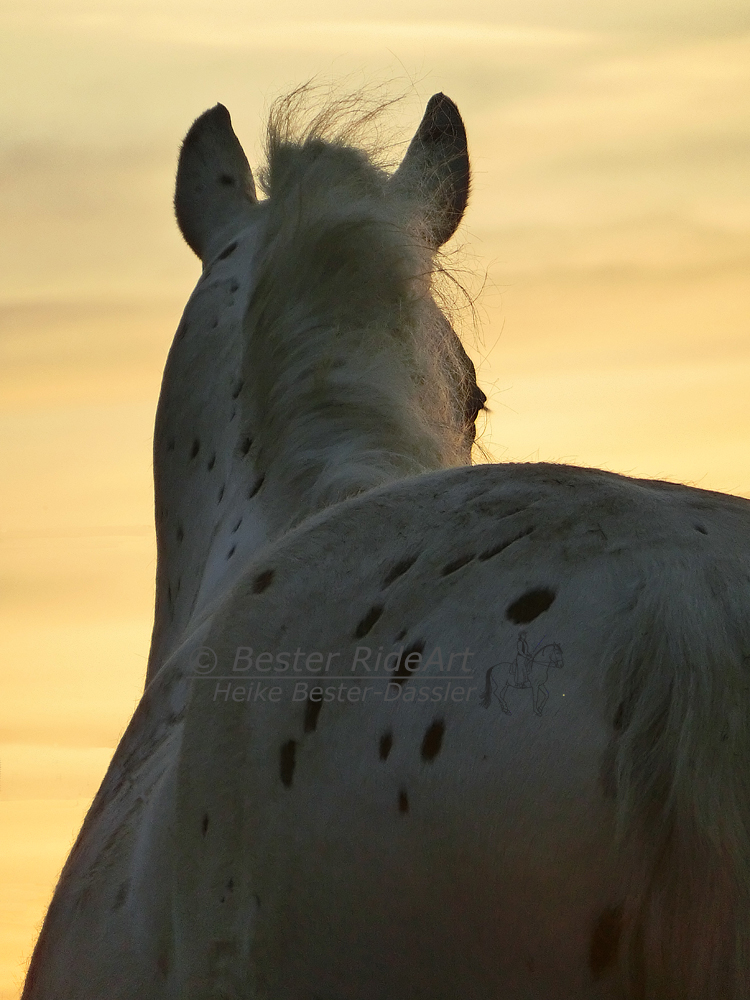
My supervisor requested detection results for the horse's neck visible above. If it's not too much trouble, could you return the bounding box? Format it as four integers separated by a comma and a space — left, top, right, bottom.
146, 219, 467, 683
236, 269, 464, 538
147, 230, 270, 682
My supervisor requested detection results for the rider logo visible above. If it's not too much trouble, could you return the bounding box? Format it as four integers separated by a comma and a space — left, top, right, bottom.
480, 630, 563, 716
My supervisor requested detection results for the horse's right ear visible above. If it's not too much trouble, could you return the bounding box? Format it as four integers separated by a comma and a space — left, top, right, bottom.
174, 104, 258, 264
391, 93, 470, 247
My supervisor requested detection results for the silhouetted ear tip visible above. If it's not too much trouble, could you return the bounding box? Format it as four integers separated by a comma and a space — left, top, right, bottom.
209, 103, 232, 123
179, 105, 227, 153
421, 94, 466, 144
427, 92, 453, 111
193, 104, 233, 134
184, 104, 232, 139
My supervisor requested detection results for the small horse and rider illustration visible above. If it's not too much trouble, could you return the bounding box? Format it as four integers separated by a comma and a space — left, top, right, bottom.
481, 631, 564, 716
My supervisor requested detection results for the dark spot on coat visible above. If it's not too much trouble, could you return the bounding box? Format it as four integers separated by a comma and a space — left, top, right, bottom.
506, 587, 556, 624
304, 696, 323, 733
478, 527, 534, 562
442, 554, 474, 576
392, 640, 426, 685
202, 813, 209, 836
398, 789, 409, 813
219, 174, 235, 186
249, 474, 265, 499
190, 438, 200, 459
253, 569, 274, 593
280, 740, 296, 787
379, 731, 393, 760
421, 719, 445, 761
383, 555, 418, 587
355, 605, 383, 639
113, 879, 130, 910
239, 436, 252, 456
589, 905, 623, 980
694, 523, 708, 535
613, 702, 624, 731
218, 241, 238, 260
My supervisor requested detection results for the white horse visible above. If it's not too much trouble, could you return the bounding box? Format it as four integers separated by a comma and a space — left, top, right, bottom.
23, 91, 750, 1000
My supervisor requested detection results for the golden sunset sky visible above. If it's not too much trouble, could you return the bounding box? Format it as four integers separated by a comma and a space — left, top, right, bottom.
1, 0, 749, 994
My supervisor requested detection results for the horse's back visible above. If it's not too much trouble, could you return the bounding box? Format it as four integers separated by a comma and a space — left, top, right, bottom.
25, 462, 750, 999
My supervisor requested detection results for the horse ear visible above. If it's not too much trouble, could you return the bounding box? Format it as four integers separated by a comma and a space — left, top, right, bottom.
391, 93, 470, 247
174, 104, 258, 263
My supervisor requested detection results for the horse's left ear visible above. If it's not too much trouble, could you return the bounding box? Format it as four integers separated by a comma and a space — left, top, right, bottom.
175, 104, 258, 263
391, 93, 470, 247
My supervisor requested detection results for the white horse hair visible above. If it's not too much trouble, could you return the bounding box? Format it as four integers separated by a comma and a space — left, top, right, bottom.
240, 96, 481, 520
22, 89, 750, 1000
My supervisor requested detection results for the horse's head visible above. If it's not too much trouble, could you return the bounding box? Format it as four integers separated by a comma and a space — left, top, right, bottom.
172, 92, 484, 468
147, 92, 484, 681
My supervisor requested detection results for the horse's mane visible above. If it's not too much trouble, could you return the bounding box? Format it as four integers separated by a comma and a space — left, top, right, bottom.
240, 87, 483, 527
